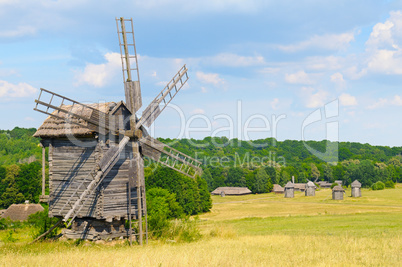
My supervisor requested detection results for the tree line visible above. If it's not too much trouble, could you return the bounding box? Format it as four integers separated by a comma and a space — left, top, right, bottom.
0, 128, 401, 209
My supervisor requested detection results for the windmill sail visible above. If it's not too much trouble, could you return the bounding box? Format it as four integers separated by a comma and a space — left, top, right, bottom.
34, 88, 119, 135
139, 136, 202, 178
116, 17, 142, 114
138, 65, 189, 128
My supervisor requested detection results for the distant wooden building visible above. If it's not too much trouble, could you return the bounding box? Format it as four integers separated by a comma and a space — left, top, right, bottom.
317, 181, 332, 188
305, 181, 316, 196
294, 183, 306, 192
273, 184, 284, 194
332, 185, 345, 200
1, 203, 44, 221
211, 187, 252, 196
334, 180, 343, 187
284, 182, 294, 198
351, 180, 362, 197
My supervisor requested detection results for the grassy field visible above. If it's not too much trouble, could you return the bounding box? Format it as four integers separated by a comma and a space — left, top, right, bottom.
0, 185, 401, 266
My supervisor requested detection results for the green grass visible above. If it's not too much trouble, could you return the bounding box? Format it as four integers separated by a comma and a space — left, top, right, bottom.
0, 185, 401, 266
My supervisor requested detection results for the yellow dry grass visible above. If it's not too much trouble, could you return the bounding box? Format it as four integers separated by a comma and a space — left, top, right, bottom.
0, 185, 401, 266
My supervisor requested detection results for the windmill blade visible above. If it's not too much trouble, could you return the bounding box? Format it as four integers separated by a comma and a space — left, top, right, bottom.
116, 17, 142, 114
137, 65, 189, 129
34, 88, 119, 135
63, 136, 130, 225
139, 136, 202, 178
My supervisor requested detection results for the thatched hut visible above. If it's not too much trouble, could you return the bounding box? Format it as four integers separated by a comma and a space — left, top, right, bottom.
273, 184, 284, 194
305, 181, 316, 196
294, 183, 306, 192
211, 187, 252, 196
351, 180, 362, 197
284, 181, 294, 198
1, 203, 44, 221
332, 185, 345, 200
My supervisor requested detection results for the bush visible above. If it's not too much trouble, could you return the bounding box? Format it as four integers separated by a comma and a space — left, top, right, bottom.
330, 183, 339, 189
371, 181, 385, 191
27, 206, 59, 239
146, 188, 183, 238
384, 180, 395, 188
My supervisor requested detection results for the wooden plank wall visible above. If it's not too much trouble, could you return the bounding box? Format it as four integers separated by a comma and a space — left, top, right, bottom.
49, 138, 143, 220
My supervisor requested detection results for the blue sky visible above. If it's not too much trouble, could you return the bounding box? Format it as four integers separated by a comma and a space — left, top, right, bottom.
1, 0, 402, 147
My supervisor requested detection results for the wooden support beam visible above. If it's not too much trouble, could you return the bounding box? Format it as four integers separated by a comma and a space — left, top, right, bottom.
41, 144, 46, 196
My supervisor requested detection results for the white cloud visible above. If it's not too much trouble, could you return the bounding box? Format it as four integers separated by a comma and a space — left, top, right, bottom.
0, 80, 37, 98
301, 87, 329, 108
0, 25, 36, 38
201, 87, 208, 93
339, 93, 357, 106
391, 95, 402, 106
285, 71, 314, 84
278, 32, 355, 52
367, 95, 402, 109
270, 98, 279, 110
330, 72, 346, 89
196, 71, 225, 86
364, 11, 402, 75
207, 53, 265, 67
74, 52, 120, 87
191, 108, 205, 114
305, 56, 344, 71
367, 98, 388, 110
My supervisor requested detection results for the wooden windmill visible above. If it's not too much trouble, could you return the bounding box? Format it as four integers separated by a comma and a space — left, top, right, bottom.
33, 17, 202, 243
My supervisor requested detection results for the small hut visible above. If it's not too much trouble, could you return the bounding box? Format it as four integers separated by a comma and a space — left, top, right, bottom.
305, 181, 316, 196
284, 182, 294, 198
332, 185, 345, 200
273, 184, 284, 194
211, 187, 251, 196
351, 180, 362, 197
1, 203, 44, 221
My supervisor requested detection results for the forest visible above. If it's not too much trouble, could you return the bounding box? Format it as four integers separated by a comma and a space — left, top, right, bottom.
0, 127, 400, 209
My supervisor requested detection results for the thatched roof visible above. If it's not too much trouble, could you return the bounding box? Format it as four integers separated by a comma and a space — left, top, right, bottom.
273, 184, 284, 193
351, 180, 361, 187
284, 181, 294, 188
318, 181, 332, 188
1, 203, 44, 221
0, 209, 5, 216
306, 181, 316, 187
33, 102, 122, 138
211, 187, 252, 195
332, 185, 345, 192
294, 183, 306, 191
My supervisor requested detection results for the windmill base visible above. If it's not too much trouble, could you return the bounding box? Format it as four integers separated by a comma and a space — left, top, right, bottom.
62, 218, 131, 241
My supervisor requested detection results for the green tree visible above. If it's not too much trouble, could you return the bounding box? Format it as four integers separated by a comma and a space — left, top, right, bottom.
146, 187, 183, 237
201, 169, 214, 192
254, 168, 269, 193
196, 176, 212, 212
226, 167, 246, 187
146, 167, 210, 215
310, 163, 320, 182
